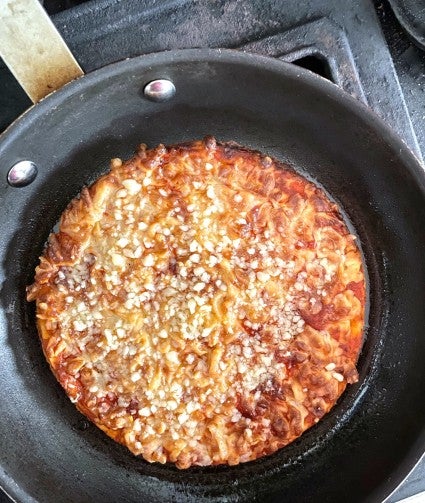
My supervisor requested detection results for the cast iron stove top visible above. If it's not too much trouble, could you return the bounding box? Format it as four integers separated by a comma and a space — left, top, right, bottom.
0, 1, 424, 502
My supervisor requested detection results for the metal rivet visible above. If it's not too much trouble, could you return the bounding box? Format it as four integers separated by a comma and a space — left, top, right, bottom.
7, 160, 38, 187
143, 79, 176, 102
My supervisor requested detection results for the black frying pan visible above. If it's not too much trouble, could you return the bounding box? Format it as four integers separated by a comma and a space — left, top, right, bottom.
1, 9, 425, 503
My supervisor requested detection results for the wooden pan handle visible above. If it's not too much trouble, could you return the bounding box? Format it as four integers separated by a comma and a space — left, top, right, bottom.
0, 0, 84, 103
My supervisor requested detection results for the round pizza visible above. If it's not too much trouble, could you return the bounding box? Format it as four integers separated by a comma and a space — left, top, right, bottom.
27, 137, 365, 468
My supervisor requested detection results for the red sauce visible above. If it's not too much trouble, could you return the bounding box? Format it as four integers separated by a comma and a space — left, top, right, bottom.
300, 304, 335, 331
347, 281, 365, 302
287, 179, 306, 196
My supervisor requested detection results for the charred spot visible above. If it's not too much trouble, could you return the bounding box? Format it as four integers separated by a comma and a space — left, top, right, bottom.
271, 415, 290, 437
222, 146, 238, 159
255, 398, 270, 416
167, 258, 178, 276
292, 351, 308, 363
260, 377, 291, 400
275, 349, 289, 364
343, 365, 359, 384
294, 339, 309, 352
324, 380, 340, 401
309, 374, 328, 387
287, 406, 303, 435
126, 398, 139, 416
236, 395, 256, 419
203, 135, 217, 150
310, 378, 339, 401
310, 398, 327, 418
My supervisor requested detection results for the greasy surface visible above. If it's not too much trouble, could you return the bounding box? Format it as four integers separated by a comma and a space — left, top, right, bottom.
27, 138, 365, 468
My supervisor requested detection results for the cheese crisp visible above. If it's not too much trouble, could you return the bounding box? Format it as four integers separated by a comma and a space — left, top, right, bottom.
27, 137, 365, 468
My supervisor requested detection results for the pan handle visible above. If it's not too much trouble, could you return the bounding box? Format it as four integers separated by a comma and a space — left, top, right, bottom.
0, 0, 84, 103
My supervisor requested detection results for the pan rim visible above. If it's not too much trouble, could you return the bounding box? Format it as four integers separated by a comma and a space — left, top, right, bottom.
1, 47, 425, 503
1, 47, 424, 177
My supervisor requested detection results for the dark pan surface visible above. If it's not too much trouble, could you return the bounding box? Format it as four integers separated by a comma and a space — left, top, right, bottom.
1, 49, 425, 503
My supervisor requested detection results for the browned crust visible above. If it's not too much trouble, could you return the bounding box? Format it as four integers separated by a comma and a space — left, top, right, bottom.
27, 137, 365, 468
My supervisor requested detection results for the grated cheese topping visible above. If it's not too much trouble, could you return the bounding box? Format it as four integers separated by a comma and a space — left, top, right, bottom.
27, 138, 365, 468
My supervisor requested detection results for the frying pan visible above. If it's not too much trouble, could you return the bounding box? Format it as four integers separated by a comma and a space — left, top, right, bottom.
1, 1, 425, 502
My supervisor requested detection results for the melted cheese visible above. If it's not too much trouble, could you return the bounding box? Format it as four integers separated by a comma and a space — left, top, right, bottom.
27, 137, 365, 468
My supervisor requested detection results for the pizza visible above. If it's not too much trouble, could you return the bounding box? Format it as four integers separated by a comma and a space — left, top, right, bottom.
27, 137, 365, 468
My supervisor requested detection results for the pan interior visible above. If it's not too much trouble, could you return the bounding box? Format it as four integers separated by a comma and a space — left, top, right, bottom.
1, 50, 425, 503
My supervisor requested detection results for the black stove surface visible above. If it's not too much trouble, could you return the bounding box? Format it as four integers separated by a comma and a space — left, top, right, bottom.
0, 1, 424, 502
